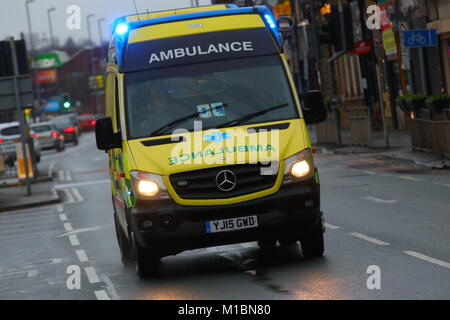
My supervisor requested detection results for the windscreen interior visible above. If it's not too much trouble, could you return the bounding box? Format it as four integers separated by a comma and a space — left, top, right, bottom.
125, 55, 298, 139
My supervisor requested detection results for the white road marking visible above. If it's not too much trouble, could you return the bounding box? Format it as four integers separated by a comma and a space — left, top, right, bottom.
51, 258, 63, 264
102, 275, 120, 300
48, 161, 56, 177
65, 170, 72, 182
58, 225, 109, 237
54, 179, 110, 189
76, 249, 88, 262
433, 182, 450, 188
27, 270, 38, 278
85, 267, 100, 284
349, 232, 390, 246
95, 290, 111, 300
59, 214, 67, 222
240, 242, 254, 248
364, 171, 376, 175
58, 170, 65, 182
399, 176, 423, 181
63, 223, 73, 232
382, 174, 394, 177
325, 223, 341, 230
56, 204, 64, 212
68, 234, 80, 246
365, 196, 399, 204
63, 189, 75, 204
404, 251, 450, 269
93, 156, 104, 162
71, 188, 84, 202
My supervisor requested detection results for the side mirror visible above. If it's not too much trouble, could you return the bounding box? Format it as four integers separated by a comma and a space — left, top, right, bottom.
95, 117, 121, 151
302, 90, 328, 124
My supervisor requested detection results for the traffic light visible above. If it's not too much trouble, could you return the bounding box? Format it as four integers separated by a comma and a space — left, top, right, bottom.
319, 3, 354, 52
62, 94, 72, 111
95, 75, 104, 90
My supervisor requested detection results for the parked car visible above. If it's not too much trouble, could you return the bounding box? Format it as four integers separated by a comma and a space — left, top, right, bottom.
0, 121, 41, 165
77, 114, 96, 132
30, 122, 65, 152
51, 119, 79, 145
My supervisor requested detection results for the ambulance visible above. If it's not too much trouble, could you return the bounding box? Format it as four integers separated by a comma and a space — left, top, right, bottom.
95, 4, 328, 278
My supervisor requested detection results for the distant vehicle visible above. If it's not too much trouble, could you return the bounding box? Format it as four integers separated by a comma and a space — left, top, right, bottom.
51, 119, 79, 145
0, 121, 41, 165
52, 114, 81, 136
77, 114, 96, 132
30, 122, 65, 152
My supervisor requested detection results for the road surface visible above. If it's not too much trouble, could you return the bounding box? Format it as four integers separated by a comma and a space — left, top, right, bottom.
0, 132, 449, 299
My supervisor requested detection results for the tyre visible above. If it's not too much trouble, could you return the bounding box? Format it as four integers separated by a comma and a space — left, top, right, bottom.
114, 214, 133, 264
131, 232, 160, 279
300, 223, 324, 258
257, 239, 277, 250
278, 238, 298, 247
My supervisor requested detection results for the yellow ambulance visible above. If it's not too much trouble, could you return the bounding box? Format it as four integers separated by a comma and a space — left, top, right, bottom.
95, 4, 327, 278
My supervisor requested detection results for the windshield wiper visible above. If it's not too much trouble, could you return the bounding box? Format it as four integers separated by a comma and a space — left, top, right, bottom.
216, 103, 289, 129
149, 103, 227, 137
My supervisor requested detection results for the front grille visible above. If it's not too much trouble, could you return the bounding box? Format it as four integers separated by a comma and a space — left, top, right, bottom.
169, 163, 278, 199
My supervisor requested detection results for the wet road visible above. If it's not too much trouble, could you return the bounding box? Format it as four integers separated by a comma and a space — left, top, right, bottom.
0, 132, 449, 299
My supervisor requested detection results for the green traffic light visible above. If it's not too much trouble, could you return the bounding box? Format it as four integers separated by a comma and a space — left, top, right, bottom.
63, 101, 71, 109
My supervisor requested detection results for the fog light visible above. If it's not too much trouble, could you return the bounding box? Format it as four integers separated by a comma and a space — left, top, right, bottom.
142, 220, 153, 230
137, 180, 159, 197
290, 160, 310, 178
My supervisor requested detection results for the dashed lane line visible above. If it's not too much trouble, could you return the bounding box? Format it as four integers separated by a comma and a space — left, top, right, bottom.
56, 204, 64, 212
63, 223, 73, 232
325, 223, 341, 230
95, 290, 111, 300
433, 182, 450, 188
71, 188, 84, 202
68, 234, 80, 246
348, 232, 390, 246
76, 249, 89, 262
65, 170, 72, 182
58, 170, 65, 182
59, 214, 68, 222
404, 251, 450, 269
85, 267, 100, 284
399, 176, 423, 181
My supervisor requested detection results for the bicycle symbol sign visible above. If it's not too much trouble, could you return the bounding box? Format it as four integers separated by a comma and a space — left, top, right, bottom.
402, 29, 437, 48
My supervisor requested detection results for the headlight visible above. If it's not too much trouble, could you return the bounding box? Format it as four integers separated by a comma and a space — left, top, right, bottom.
137, 180, 159, 197
130, 171, 170, 200
283, 149, 314, 183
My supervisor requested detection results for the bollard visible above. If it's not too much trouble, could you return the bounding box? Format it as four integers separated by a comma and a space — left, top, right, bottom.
16, 143, 34, 180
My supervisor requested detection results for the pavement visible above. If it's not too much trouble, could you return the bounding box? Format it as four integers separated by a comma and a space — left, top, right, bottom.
0, 132, 449, 300
309, 127, 450, 169
0, 174, 60, 213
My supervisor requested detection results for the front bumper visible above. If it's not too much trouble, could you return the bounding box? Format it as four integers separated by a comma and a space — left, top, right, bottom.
128, 177, 321, 257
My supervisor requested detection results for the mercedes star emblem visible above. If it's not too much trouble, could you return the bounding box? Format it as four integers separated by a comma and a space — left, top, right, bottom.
215, 170, 237, 192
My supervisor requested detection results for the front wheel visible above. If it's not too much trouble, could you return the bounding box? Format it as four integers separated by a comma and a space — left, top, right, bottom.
300, 223, 324, 258
131, 232, 160, 279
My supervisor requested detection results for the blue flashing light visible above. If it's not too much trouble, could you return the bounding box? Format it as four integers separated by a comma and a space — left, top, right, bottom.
115, 23, 129, 35
264, 14, 276, 29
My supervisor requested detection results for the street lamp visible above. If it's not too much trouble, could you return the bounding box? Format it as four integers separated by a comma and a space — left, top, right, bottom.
47, 7, 56, 48
97, 18, 106, 46
25, 0, 35, 53
86, 14, 97, 113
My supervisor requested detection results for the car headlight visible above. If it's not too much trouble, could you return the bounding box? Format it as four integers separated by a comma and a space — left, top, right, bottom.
130, 171, 170, 200
283, 149, 314, 183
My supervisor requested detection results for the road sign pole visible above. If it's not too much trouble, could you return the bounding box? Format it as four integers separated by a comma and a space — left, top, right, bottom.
418, 47, 428, 94
9, 38, 32, 196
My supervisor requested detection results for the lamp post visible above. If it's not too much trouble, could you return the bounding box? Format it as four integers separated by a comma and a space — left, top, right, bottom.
47, 7, 56, 48
25, 0, 35, 53
87, 14, 97, 113
97, 18, 106, 60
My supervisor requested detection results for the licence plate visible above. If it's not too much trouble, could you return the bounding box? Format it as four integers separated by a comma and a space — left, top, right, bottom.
205, 215, 258, 234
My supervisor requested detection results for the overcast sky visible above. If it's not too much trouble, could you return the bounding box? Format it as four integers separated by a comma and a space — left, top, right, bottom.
1, 0, 211, 45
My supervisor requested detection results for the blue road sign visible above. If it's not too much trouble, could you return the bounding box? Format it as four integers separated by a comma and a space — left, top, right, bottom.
402, 29, 438, 48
